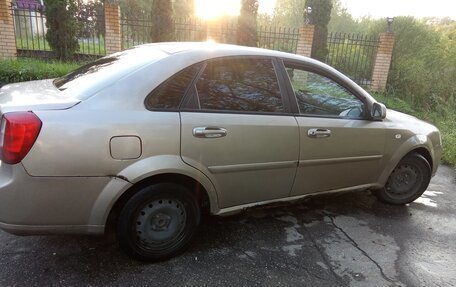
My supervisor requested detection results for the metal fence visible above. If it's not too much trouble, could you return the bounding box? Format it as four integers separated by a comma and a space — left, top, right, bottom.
11, 3, 105, 60
258, 26, 299, 53
325, 32, 379, 86
121, 17, 208, 49
174, 18, 207, 42
121, 16, 298, 53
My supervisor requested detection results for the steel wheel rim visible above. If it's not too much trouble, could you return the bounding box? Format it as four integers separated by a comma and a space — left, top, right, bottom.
385, 164, 420, 199
134, 198, 186, 250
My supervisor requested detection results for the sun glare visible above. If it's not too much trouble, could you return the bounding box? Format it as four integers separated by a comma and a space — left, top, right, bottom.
195, 0, 241, 20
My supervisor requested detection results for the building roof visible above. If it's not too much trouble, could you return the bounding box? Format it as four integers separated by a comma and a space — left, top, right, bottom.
15, 0, 43, 10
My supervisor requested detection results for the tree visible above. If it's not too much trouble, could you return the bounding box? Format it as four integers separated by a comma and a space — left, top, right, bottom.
120, 0, 151, 21
272, 0, 305, 27
44, 0, 79, 60
75, 0, 105, 39
173, 0, 194, 18
237, 0, 259, 47
307, 0, 333, 61
150, 0, 175, 42
328, 0, 367, 33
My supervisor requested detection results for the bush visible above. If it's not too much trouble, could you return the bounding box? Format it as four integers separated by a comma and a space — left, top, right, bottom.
368, 17, 456, 108
44, 0, 79, 60
0, 59, 79, 87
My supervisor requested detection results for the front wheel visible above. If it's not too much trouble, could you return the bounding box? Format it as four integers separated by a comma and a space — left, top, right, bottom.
117, 183, 200, 262
374, 153, 431, 205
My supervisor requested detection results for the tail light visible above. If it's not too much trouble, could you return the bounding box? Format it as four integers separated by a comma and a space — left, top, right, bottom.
0, 112, 42, 164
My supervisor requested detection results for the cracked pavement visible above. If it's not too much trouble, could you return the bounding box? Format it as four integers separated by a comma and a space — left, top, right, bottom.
0, 165, 455, 286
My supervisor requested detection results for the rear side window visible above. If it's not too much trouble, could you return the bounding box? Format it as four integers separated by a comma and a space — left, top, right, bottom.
194, 58, 284, 113
146, 64, 202, 110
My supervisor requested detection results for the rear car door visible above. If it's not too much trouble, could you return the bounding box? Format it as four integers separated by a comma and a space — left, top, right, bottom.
180, 57, 299, 209
280, 61, 386, 196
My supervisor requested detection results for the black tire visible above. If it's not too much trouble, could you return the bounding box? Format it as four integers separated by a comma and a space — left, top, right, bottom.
374, 153, 431, 205
117, 183, 200, 262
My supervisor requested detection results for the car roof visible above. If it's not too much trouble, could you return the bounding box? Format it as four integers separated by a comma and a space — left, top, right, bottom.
141, 41, 280, 54
133, 42, 309, 62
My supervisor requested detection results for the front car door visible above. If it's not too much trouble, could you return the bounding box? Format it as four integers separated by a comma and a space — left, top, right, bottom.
280, 61, 387, 196
180, 57, 299, 209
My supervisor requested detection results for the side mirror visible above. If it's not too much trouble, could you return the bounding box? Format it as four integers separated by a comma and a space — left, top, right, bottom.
371, 102, 387, 120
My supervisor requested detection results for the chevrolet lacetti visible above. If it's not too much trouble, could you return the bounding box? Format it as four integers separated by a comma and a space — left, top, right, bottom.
0, 43, 442, 261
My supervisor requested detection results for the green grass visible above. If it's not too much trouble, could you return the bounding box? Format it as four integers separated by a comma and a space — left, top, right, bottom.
0, 58, 80, 86
78, 38, 106, 55
373, 92, 456, 167
16, 36, 51, 51
16, 37, 106, 55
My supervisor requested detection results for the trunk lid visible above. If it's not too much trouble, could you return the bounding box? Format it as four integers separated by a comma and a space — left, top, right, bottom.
0, 79, 80, 114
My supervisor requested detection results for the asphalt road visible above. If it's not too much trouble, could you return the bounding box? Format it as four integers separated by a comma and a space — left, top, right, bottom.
0, 166, 455, 286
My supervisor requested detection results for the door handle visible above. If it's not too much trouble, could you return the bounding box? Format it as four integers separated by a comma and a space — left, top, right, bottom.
193, 127, 227, 138
308, 128, 331, 138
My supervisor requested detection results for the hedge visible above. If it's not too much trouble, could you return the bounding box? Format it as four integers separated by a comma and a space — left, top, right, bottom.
0, 58, 79, 87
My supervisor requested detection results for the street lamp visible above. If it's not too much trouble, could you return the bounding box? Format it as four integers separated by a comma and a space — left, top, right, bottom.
304, 6, 312, 25
387, 17, 394, 32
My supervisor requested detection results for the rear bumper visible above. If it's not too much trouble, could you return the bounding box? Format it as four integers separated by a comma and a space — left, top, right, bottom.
0, 163, 129, 235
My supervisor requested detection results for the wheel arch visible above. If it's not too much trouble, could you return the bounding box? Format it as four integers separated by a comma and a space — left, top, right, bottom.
86, 155, 219, 233
377, 135, 435, 186
106, 173, 212, 232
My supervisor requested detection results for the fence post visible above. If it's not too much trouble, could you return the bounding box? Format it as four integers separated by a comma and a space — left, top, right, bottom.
296, 25, 314, 57
0, 0, 16, 58
371, 32, 395, 91
104, 3, 121, 54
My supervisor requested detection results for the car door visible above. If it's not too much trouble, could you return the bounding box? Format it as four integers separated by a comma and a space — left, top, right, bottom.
180, 57, 299, 209
280, 61, 386, 196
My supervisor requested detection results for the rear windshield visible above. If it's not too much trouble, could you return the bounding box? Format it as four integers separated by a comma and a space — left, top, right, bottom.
54, 57, 118, 90
53, 46, 168, 97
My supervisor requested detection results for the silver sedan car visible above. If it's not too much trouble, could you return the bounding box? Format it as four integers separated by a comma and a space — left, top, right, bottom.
0, 43, 442, 261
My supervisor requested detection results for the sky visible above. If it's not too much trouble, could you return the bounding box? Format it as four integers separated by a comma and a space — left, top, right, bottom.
195, 0, 456, 20
338, 0, 456, 19
258, 0, 456, 19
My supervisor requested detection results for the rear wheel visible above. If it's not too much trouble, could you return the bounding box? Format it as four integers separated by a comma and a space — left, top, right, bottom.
117, 183, 200, 262
374, 153, 431, 205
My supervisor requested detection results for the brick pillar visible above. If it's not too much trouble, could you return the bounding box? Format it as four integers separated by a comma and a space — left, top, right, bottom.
0, 0, 16, 58
296, 25, 314, 57
104, 4, 121, 54
371, 32, 395, 91
206, 20, 221, 42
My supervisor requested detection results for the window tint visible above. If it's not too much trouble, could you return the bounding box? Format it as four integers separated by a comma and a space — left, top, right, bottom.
146, 64, 201, 110
195, 58, 284, 113
285, 65, 365, 118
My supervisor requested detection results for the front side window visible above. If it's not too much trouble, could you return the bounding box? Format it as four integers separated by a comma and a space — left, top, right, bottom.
194, 58, 284, 113
285, 64, 365, 118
